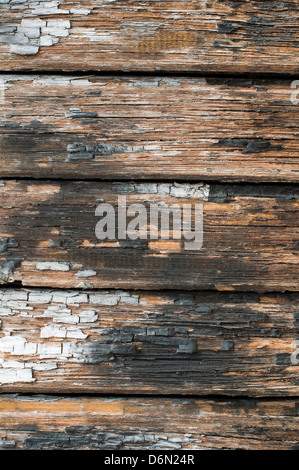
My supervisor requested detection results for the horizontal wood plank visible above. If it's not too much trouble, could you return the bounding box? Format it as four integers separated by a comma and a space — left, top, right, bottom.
1, 1, 299, 74
0, 75, 299, 182
0, 288, 298, 395
0, 395, 298, 449
0, 180, 298, 291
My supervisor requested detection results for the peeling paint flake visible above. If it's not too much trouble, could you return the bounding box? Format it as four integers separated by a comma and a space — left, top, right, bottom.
0, 259, 21, 284
28, 292, 52, 303
133, 182, 210, 201
0, 335, 36, 355
3, 0, 77, 55
35, 262, 70, 272
0, 367, 35, 384
66, 327, 88, 339
76, 270, 97, 278
66, 294, 88, 305
25, 361, 58, 371
53, 313, 79, 324
89, 292, 120, 306
40, 324, 67, 339
38, 343, 62, 358
79, 311, 98, 323
10, 44, 39, 55
70, 8, 91, 16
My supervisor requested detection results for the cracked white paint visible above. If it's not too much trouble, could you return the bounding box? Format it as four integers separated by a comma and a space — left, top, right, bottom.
0, 367, 35, 384
41, 324, 87, 339
38, 343, 62, 359
70, 8, 92, 16
25, 361, 57, 370
133, 183, 210, 200
88, 291, 139, 306
35, 261, 70, 271
10, 17, 71, 55
53, 312, 80, 324
79, 311, 98, 323
89, 292, 120, 306
40, 324, 67, 338
28, 292, 52, 303
107, 182, 210, 201
0, 0, 92, 55
1, 291, 28, 300
0, 288, 140, 383
0, 335, 37, 355
76, 270, 97, 278
0, 307, 13, 316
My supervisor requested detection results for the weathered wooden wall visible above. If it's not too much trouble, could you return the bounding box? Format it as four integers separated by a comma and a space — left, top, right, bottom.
0, 0, 299, 451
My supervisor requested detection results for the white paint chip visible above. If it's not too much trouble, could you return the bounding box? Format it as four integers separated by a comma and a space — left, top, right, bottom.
40, 325, 67, 339
89, 292, 120, 305
53, 314, 80, 324
66, 327, 88, 339
38, 343, 62, 358
25, 362, 58, 371
39, 35, 59, 46
0, 368, 35, 384
10, 44, 39, 55
28, 292, 53, 303
76, 270, 97, 278
0, 335, 36, 355
79, 311, 98, 323
36, 262, 70, 271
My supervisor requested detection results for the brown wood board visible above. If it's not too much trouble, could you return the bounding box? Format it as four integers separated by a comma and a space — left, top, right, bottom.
0, 180, 298, 292
0, 395, 298, 450
1, 1, 299, 74
0, 289, 298, 395
0, 75, 298, 182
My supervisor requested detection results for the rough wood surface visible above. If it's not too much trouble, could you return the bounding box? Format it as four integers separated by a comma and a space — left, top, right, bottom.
1, 75, 299, 182
1, 1, 299, 74
0, 395, 298, 450
0, 288, 298, 395
0, 180, 298, 291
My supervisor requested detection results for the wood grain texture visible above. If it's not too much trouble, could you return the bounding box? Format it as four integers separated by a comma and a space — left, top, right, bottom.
0, 288, 298, 395
1, 1, 299, 74
0, 180, 298, 291
0, 395, 298, 450
1, 75, 299, 182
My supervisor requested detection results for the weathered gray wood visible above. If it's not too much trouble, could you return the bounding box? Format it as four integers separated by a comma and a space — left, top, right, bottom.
0, 395, 298, 449
0, 288, 298, 395
0, 75, 299, 182
0, 180, 298, 291
1, 1, 299, 74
